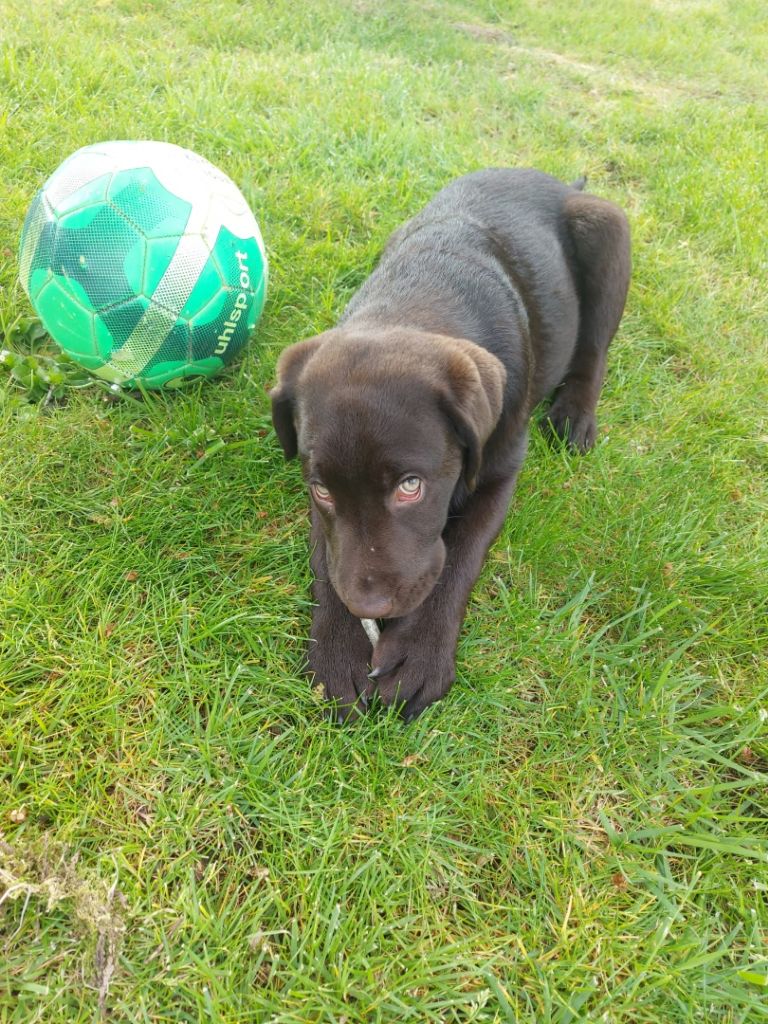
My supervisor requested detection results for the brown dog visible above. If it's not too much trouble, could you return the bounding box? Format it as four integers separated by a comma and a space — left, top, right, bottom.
271, 169, 630, 721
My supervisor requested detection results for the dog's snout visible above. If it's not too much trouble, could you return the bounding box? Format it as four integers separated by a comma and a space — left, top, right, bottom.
337, 574, 393, 618
347, 593, 393, 619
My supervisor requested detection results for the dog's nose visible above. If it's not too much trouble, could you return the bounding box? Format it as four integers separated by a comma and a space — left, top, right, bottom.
347, 595, 393, 619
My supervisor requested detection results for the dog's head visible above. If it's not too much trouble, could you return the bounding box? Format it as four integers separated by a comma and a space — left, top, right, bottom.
270, 328, 505, 618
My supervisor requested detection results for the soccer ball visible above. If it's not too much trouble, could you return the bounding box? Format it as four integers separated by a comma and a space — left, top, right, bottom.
18, 140, 268, 389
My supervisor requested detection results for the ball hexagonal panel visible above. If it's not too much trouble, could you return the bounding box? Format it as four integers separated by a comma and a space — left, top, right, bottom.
35, 276, 98, 364
107, 167, 192, 239
19, 192, 57, 301
52, 203, 144, 310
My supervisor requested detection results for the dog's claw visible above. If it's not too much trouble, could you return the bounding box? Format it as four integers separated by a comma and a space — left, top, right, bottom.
368, 655, 406, 681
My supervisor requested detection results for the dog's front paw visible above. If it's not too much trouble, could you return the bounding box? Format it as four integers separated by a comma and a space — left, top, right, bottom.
370, 620, 457, 721
543, 394, 597, 453
308, 615, 373, 723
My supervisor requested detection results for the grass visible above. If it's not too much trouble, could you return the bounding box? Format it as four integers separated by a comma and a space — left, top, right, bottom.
1, 0, 767, 1020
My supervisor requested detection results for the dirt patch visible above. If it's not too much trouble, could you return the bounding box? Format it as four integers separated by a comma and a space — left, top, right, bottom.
453, 21, 723, 103
0, 835, 127, 1017
453, 21, 515, 44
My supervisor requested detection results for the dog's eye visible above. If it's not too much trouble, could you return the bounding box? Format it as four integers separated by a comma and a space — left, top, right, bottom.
312, 483, 333, 504
396, 476, 423, 502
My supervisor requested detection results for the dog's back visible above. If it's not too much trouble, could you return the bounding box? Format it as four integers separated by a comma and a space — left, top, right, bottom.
341, 168, 584, 405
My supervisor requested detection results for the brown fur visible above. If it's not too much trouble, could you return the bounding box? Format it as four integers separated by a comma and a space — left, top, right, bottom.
271, 169, 631, 721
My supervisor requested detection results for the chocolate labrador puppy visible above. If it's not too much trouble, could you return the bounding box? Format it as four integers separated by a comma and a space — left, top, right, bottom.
271, 168, 630, 721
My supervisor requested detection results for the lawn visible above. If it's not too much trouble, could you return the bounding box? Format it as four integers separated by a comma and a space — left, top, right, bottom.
1, 0, 767, 1021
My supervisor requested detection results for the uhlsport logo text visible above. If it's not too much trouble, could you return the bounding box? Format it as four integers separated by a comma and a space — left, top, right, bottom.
216, 250, 251, 355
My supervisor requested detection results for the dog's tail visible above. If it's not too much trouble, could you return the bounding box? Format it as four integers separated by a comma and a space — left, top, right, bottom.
571, 174, 587, 191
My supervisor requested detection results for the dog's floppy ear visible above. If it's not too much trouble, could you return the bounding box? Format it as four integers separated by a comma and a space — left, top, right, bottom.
439, 339, 506, 491
269, 336, 326, 459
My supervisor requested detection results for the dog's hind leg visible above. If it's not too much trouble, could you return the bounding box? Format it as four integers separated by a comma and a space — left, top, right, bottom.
544, 192, 631, 452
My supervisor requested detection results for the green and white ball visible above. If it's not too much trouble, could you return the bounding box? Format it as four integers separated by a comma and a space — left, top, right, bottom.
19, 141, 267, 389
